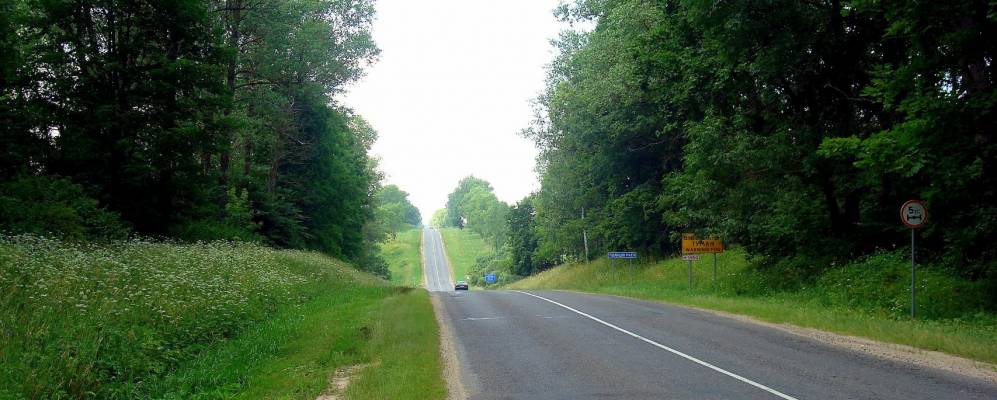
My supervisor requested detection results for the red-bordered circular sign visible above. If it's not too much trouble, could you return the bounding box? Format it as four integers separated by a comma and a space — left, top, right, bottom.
900, 200, 928, 229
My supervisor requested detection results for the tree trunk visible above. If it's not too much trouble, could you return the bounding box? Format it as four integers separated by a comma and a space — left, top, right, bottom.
219, 0, 243, 220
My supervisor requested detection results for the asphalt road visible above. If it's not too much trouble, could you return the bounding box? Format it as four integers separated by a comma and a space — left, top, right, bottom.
422, 228, 996, 399
423, 227, 454, 292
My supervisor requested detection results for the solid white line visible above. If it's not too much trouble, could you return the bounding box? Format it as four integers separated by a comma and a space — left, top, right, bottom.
513, 291, 799, 400
422, 230, 437, 290
434, 230, 451, 289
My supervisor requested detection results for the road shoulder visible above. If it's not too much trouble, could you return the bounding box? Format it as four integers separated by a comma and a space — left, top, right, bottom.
550, 289, 997, 384
430, 293, 468, 400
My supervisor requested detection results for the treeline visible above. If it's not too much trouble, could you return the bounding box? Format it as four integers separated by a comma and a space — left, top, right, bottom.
517, 0, 996, 281
375, 184, 422, 239
0, 0, 401, 274
448, 1, 996, 288
435, 176, 552, 284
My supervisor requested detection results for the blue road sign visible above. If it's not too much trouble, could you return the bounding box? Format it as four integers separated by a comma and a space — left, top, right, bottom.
485, 274, 497, 283
608, 251, 638, 259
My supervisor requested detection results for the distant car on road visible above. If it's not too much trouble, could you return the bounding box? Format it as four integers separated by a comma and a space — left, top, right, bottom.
455, 281, 469, 290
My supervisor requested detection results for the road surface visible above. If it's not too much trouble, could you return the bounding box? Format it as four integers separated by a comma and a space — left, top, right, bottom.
423, 230, 997, 399
423, 227, 454, 292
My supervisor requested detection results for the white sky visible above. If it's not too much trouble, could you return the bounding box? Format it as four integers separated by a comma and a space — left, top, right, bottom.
341, 0, 569, 221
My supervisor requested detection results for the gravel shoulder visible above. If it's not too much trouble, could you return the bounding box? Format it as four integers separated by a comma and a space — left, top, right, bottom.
431, 293, 467, 400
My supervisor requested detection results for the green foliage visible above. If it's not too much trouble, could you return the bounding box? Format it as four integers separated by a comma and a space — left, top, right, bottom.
506, 195, 553, 276
520, 0, 997, 293
430, 208, 448, 227
374, 185, 422, 238
442, 176, 509, 249
0, 175, 128, 240
443, 176, 494, 228
0, 0, 387, 270
813, 251, 993, 319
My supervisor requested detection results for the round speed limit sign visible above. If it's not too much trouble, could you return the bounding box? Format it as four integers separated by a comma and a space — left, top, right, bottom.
900, 200, 927, 229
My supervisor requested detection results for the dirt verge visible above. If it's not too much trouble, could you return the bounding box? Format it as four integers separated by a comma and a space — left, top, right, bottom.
316, 364, 369, 400
431, 293, 467, 400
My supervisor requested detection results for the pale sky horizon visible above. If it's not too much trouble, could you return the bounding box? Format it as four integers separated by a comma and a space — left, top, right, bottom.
341, 0, 572, 222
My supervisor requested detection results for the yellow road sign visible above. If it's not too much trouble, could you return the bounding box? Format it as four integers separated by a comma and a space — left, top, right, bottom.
682, 234, 723, 254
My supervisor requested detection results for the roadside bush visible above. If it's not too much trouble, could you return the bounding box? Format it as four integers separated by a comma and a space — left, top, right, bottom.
0, 175, 128, 240
722, 253, 830, 297
812, 250, 991, 319
468, 253, 521, 286
171, 188, 262, 243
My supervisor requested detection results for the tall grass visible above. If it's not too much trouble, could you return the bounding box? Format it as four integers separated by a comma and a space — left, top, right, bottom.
345, 289, 446, 400
510, 249, 997, 364
438, 228, 492, 283
0, 234, 381, 398
380, 229, 424, 287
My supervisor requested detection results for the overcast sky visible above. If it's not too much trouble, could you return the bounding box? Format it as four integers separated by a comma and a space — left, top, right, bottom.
341, 0, 569, 221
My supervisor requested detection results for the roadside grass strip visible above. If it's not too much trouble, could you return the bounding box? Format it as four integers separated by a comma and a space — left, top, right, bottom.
0, 235, 446, 399
380, 229, 424, 287
345, 289, 447, 400
158, 285, 391, 399
438, 228, 492, 285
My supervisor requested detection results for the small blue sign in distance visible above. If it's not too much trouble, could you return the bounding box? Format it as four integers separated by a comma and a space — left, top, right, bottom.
485, 274, 497, 283
608, 251, 638, 259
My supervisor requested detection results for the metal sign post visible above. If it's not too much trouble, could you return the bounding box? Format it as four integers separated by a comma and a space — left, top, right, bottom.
682, 234, 722, 290
629, 258, 633, 284
713, 253, 718, 289
688, 259, 693, 287
900, 200, 927, 319
681, 254, 699, 288
608, 252, 638, 285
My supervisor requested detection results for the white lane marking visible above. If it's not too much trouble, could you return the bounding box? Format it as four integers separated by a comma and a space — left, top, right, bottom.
422, 230, 438, 290
514, 291, 799, 400
460, 317, 505, 321
433, 230, 451, 290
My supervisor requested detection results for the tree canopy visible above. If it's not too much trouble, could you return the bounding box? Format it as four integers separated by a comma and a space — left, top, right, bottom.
0, 0, 398, 276
513, 0, 996, 282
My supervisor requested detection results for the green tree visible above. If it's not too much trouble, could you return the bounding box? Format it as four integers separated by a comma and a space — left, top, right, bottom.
442, 176, 509, 249
507, 195, 552, 276
444, 176, 493, 228
373, 184, 421, 239
526, 0, 997, 287
430, 209, 448, 227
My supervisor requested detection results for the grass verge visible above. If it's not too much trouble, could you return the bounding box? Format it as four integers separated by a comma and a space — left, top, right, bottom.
345, 289, 446, 400
508, 250, 997, 365
0, 235, 445, 399
439, 228, 492, 284
380, 229, 424, 287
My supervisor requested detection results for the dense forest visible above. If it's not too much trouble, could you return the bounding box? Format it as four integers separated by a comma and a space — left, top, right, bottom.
0, 0, 421, 275
438, 1, 996, 298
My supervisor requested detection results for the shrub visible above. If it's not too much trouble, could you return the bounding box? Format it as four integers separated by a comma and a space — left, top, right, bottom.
813, 250, 991, 319
0, 175, 129, 240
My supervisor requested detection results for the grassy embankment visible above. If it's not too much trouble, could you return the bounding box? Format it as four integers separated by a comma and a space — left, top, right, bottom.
380, 228, 424, 287
0, 235, 444, 399
509, 249, 997, 365
439, 228, 492, 284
